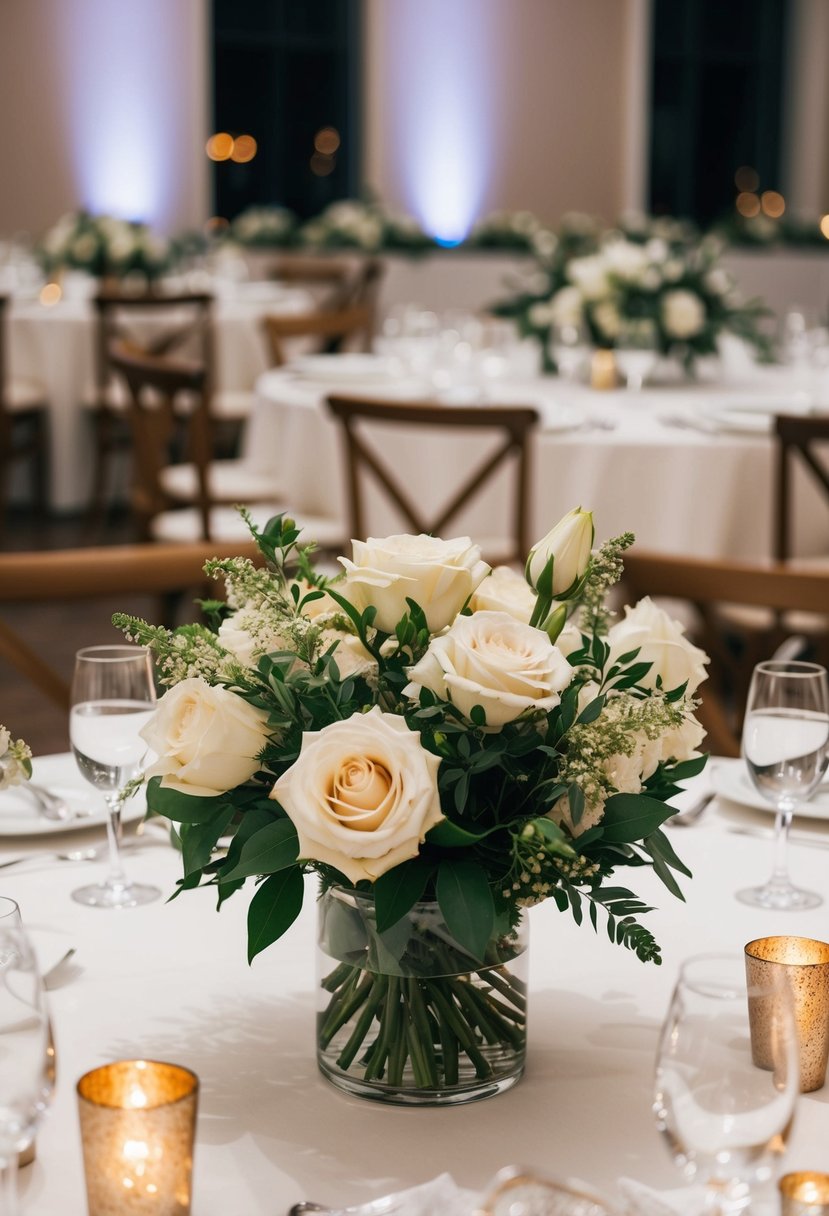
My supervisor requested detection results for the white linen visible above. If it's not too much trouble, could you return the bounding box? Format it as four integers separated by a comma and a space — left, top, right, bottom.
247, 363, 829, 560
3, 754, 828, 1214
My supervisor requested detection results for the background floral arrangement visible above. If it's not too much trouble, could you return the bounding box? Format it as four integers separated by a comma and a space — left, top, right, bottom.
492, 224, 773, 372
37, 211, 171, 281
0, 727, 31, 789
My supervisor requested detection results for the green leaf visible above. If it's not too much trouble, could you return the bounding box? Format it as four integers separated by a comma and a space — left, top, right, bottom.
576, 694, 605, 725
181, 805, 237, 877
374, 860, 435, 932
247, 868, 304, 963
529, 817, 577, 858
436, 860, 495, 963
427, 818, 487, 848
221, 819, 299, 882
663, 754, 708, 782
647, 828, 693, 879
146, 777, 230, 824
568, 782, 585, 826
600, 793, 676, 843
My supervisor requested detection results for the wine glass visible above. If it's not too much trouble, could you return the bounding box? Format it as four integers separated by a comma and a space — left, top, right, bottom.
69, 645, 160, 909
614, 318, 658, 391
654, 953, 800, 1216
737, 660, 829, 911
550, 321, 589, 382
0, 925, 53, 1216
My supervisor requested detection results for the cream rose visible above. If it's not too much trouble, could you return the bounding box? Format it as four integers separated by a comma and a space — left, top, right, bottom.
141, 677, 271, 797
404, 610, 574, 727
607, 598, 709, 694
661, 289, 706, 340
469, 566, 537, 622
338, 534, 490, 634
270, 707, 443, 883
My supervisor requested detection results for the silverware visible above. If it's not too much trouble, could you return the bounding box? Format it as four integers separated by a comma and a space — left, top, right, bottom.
42, 947, 77, 989
668, 790, 715, 827
0, 847, 101, 870
728, 825, 829, 850
19, 783, 78, 823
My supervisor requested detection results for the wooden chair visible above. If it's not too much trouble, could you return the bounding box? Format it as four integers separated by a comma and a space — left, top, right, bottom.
261, 303, 374, 367
620, 550, 829, 756
268, 255, 384, 323
0, 295, 50, 534
774, 414, 829, 561
109, 342, 343, 550
326, 396, 539, 564
0, 540, 262, 712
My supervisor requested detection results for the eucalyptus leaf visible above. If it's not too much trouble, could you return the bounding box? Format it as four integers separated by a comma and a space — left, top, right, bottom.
247, 868, 304, 963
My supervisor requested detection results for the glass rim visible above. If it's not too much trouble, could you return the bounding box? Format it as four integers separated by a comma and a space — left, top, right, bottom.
75, 645, 150, 664
678, 950, 788, 1001
76, 1058, 199, 1110
754, 660, 828, 679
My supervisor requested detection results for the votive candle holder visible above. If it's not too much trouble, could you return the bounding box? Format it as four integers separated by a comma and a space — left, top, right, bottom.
745, 936, 829, 1093
779, 1172, 829, 1216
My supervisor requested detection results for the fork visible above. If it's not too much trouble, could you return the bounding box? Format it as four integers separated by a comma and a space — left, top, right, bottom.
18, 783, 77, 822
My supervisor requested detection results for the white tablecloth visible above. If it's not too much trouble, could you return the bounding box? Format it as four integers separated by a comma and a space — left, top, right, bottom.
7, 284, 311, 511
247, 363, 829, 561
3, 755, 829, 1214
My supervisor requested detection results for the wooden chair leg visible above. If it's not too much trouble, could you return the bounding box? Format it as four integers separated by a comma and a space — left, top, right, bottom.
85, 409, 115, 533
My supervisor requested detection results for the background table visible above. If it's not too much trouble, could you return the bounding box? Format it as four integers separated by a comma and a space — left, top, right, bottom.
248, 363, 829, 561
3, 755, 828, 1214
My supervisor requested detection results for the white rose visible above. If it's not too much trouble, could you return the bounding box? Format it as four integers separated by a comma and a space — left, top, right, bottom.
469, 566, 536, 622
603, 239, 649, 283
662, 289, 706, 339
339, 534, 490, 634
607, 597, 709, 694
592, 300, 622, 340
549, 286, 584, 327
319, 629, 377, 681
567, 254, 609, 301
141, 677, 271, 797
658, 711, 706, 768
705, 268, 732, 296
554, 621, 585, 658
526, 507, 594, 598
528, 301, 555, 328
270, 707, 443, 884
404, 610, 574, 727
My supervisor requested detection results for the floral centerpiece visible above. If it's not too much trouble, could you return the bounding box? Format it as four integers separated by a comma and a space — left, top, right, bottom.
0, 728, 32, 789
493, 219, 772, 373
37, 212, 171, 282
297, 199, 434, 254
115, 509, 707, 1105
225, 205, 299, 249
464, 209, 558, 257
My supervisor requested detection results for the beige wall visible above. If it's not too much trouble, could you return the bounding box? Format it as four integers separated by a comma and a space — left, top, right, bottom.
0, 0, 209, 239
364, 0, 634, 231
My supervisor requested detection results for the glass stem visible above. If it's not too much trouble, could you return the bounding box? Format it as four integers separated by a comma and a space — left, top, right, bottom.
770, 806, 794, 889
0, 1155, 20, 1216
103, 793, 128, 891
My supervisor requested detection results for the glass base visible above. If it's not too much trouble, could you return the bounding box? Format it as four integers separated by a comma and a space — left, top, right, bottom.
736, 881, 823, 911
71, 881, 160, 909
318, 1057, 524, 1106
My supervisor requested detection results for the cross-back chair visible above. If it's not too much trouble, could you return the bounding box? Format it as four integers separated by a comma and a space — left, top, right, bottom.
774, 414, 829, 561
0, 295, 49, 534
261, 303, 374, 367
109, 341, 343, 549
0, 540, 262, 712
620, 550, 829, 756
326, 396, 539, 564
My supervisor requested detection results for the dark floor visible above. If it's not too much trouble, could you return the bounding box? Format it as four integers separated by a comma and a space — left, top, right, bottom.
2, 510, 182, 755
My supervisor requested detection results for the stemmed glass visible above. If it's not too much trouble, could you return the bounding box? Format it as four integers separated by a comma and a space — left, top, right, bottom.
614, 318, 658, 391
69, 645, 160, 909
0, 925, 53, 1216
654, 953, 800, 1216
738, 660, 829, 911
550, 320, 589, 382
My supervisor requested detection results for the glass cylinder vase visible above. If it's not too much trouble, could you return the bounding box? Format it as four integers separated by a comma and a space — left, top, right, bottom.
316, 884, 528, 1106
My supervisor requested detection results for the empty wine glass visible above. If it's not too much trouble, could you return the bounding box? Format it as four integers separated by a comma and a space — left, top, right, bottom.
550, 321, 589, 382
0, 925, 53, 1216
614, 318, 658, 391
738, 660, 829, 911
69, 645, 160, 909
654, 953, 800, 1216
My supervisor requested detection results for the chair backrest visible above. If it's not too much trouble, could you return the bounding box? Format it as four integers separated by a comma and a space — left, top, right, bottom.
326, 395, 539, 563
774, 414, 829, 560
620, 550, 829, 755
107, 341, 211, 539
261, 303, 374, 367
93, 289, 214, 399
0, 540, 261, 710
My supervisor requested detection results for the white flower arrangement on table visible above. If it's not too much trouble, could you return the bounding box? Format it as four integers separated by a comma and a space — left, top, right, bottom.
493, 218, 772, 373
464, 210, 558, 256
225, 205, 299, 249
0, 728, 32, 790
296, 199, 434, 254
37, 212, 171, 282
114, 508, 708, 1091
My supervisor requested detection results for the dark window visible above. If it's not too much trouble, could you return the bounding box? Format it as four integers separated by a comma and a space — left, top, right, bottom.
211, 0, 362, 220
648, 0, 788, 227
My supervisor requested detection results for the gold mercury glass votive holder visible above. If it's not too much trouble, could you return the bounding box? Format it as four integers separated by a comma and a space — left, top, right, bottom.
779, 1172, 829, 1216
77, 1059, 199, 1216
745, 936, 829, 1093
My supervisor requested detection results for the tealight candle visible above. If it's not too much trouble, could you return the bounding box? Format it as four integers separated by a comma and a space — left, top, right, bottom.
590, 349, 618, 390
745, 936, 829, 1092
779, 1172, 829, 1216
77, 1060, 198, 1216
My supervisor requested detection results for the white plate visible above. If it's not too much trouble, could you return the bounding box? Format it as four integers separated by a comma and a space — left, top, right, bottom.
706, 408, 772, 435
0, 754, 146, 837
712, 758, 829, 820
292, 353, 399, 382
536, 402, 587, 433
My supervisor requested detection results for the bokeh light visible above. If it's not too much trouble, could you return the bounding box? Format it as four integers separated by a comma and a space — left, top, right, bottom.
206, 132, 234, 162
761, 190, 785, 218
230, 134, 257, 163
734, 165, 760, 192
314, 127, 341, 155
39, 282, 62, 307
736, 192, 761, 218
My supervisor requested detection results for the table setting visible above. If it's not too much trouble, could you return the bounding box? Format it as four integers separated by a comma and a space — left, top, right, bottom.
2, 505, 829, 1214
